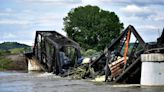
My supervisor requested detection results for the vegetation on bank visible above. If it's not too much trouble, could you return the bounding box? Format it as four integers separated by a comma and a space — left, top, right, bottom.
0, 42, 31, 54
0, 42, 30, 50
0, 42, 31, 71
0, 56, 27, 71
0, 57, 13, 70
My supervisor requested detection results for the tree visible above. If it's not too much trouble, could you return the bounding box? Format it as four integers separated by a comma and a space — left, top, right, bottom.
63, 5, 124, 51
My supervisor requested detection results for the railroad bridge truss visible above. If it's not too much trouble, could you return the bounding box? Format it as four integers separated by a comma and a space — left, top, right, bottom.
25, 25, 164, 84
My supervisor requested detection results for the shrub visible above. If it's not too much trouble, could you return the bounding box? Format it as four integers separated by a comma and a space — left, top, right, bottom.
0, 57, 13, 70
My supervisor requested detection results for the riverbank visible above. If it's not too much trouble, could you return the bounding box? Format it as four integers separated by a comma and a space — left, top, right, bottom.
0, 54, 27, 71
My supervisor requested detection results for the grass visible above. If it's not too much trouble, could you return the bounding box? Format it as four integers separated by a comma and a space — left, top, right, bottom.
10, 48, 24, 54
0, 57, 13, 71
0, 56, 27, 71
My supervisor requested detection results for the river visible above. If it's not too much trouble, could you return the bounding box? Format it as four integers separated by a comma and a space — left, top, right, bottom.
0, 71, 164, 92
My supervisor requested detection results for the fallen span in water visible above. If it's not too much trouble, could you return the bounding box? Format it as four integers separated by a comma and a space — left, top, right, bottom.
25, 25, 164, 84
25, 31, 82, 75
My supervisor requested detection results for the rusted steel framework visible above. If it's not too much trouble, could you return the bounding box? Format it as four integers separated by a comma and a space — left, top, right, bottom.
32, 31, 81, 74
145, 28, 164, 53
90, 25, 164, 83
25, 25, 164, 83
90, 25, 148, 83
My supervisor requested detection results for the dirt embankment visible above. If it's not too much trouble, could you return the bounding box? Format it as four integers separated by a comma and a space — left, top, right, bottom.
0, 54, 27, 70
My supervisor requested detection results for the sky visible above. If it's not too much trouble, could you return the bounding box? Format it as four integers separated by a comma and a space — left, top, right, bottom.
0, 0, 164, 46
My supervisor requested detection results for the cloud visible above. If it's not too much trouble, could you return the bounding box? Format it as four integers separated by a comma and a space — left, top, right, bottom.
120, 5, 149, 13
0, 0, 164, 44
119, 5, 154, 17
35, 13, 65, 23
82, 0, 101, 5
0, 8, 15, 16
4, 8, 14, 12
0, 9, 65, 29
150, 12, 164, 21
142, 25, 159, 30
137, 25, 162, 32
18, 0, 82, 5
30, 12, 66, 32
0, 12, 10, 16
130, 0, 164, 6
0, 19, 31, 25
99, 0, 164, 6
3, 33, 16, 39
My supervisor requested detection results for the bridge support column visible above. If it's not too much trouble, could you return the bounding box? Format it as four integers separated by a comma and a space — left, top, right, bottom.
27, 58, 42, 71
141, 53, 164, 86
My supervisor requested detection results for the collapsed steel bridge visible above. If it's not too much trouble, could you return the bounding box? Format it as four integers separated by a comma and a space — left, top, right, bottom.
25, 31, 81, 75
90, 25, 164, 83
25, 25, 164, 83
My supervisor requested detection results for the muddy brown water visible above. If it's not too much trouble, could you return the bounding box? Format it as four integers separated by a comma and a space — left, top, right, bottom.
0, 71, 164, 92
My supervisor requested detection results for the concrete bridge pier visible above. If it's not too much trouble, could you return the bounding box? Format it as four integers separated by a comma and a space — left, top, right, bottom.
27, 58, 42, 71
141, 53, 164, 86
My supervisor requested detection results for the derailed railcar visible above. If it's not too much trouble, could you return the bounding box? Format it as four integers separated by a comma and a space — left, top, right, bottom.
31, 31, 81, 75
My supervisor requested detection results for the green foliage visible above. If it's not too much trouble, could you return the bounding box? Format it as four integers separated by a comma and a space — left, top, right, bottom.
0, 42, 32, 55
0, 42, 30, 71
81, 49, 97, 57
0, 50, 11, 56
10, 48, 24, 54
0, 42, 30, 51
81, 49, 102, 58
0, 57, 13, 70
0, 56, 27, 71
63, 5, 124, 51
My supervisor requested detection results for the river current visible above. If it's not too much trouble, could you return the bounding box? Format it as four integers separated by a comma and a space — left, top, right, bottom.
0, 71, 163, 92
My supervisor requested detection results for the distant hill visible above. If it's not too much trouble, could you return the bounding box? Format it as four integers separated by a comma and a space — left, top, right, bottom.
0, 42, 29, 70
0, 42, 31, 51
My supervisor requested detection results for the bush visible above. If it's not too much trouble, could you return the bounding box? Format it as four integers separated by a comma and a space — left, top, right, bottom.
0, 50, 11, 56
10, 48, 24, 54
0, 57, 13, 70
81, 49, 102, 58
84, 49, 97, 56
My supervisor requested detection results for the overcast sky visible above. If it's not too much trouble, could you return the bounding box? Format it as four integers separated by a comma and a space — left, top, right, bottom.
0, 0, 164, 45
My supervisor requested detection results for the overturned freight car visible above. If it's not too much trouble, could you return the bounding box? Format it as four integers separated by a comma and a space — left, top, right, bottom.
25, 31, 82, 75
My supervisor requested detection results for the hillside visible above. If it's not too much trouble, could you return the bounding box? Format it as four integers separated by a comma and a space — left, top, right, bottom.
0, 42, 32, 55
0, 42, 30, 70
0, 42, 30, 51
